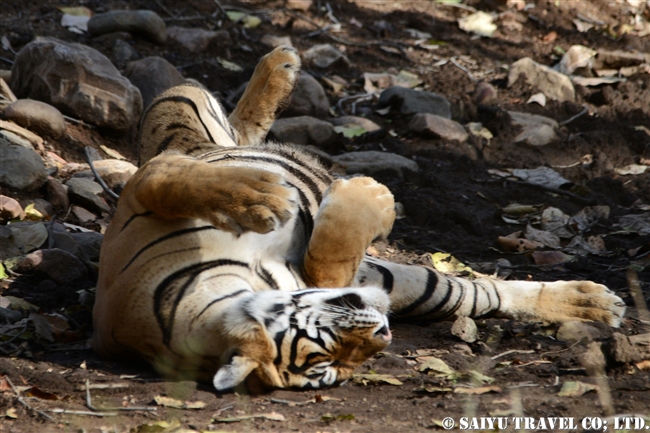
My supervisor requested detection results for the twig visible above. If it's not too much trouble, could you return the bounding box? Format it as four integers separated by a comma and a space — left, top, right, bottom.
0, 321, 28, 348
450, 57, 478, 82
84, 147, 120, 201
63, 115, 95, 129
5, 376, 54, 421
559, 106, 589, 126
48, 409, 118, 417
491, 349, 535, 360
540, 341, 580, 358
0, 56, 14, 65
154, 0, 175, 18
325, 2, 340, 25
85, 380, 156, 412
212, 0, 228, 18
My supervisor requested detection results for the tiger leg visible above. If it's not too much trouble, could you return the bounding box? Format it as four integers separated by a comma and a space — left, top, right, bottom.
303, 177, 395, 288
123, 153, 298, 234
228, 46, 301, 146
355, 258, 626, 327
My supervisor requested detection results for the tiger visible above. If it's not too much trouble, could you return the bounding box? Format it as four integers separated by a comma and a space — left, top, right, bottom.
92, 46, 626, 392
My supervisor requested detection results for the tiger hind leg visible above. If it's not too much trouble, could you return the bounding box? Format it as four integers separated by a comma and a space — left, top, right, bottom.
303, 177, 396, 288
229, 46, 301, 146
355, 258, 625, 327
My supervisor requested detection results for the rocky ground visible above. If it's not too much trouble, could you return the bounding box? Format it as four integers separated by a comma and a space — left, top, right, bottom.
1, 0, 650, 432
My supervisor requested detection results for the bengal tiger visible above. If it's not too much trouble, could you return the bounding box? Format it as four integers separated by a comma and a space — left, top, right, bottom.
92, 46, 626, 392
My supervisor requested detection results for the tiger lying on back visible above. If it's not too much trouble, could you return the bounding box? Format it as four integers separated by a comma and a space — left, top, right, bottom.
93, 46, 625, 392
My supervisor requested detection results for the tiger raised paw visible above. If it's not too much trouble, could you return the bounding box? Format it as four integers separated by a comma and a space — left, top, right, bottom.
93, 46, 626, 392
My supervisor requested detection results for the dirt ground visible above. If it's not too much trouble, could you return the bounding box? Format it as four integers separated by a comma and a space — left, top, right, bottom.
1, 0, 650, 432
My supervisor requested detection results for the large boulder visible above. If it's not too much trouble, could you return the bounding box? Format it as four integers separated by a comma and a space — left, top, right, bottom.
10, 38, 143, 133
125, 56, 186, 109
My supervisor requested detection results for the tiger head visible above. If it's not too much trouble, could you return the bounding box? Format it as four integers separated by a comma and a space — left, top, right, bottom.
214, 287, 391, 391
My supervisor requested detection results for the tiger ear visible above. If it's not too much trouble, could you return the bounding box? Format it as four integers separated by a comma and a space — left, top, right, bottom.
213, 355, 259, 391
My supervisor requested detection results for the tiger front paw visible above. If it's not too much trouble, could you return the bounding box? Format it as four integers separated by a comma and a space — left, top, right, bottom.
537, 281, 626, 327
205, 168, 298, 234
324, 177, 396, 242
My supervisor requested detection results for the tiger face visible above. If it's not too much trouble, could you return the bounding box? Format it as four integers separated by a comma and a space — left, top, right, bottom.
214, 287, 391, 391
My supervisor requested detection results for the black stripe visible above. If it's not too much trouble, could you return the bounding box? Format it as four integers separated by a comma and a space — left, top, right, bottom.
438, 280, 465, 320
273, 328, 287, 365
395, 269, 444, 316
365, 260, 395, 293
470, 281, 479, 317
157, 132, 178, 155
154, 259, 249, 346
192, 288, 249, 325
119, 211, 153, 233
275, 146, 332, 184
121, 226, 218, 273
256, 264, 280, 290
201, 90, 237, 143
148, 95, 216, 144
287, 181, 314, 239
206, 154, 324, 203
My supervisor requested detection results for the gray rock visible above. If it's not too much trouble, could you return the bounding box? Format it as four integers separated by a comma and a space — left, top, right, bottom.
508, 57, 575, 102
378, 86, 451, 118
88, 10, 166, 44
0, 139, 47, 191
606, 332, 650, 363
270, 116, 335, 146
451, 316, 478, 343
508, 111, 558, 146
283, 73, 330, 118
4, 99, 66, 138
0, 307, 22, 324
332, 151, 419, 178
66, 177, 110, 214
46, 176, 70, 211
125, 56, 186, 109
556, 321, 601, 344
74, 159, 137, 190
0, 130, 33, 149
0, 195, 25, 221
408, 113, 468, 142
112, 39, 138, 66
71, 206, 97, 224
11, 38, 143, 133
303, 44, 350, 69
167, 26, 229, 53
50, 223, 81, 258
16, 248, 88, 284
0, 222, 48, 260
70, 231, 104, 262
329, 116, 381, 133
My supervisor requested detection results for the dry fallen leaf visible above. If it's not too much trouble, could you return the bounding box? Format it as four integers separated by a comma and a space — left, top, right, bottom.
417, 356, 456, 379
557, 381, 599, 397
497, 236, 542, 253
5, 407, 18, 419
154, 395, 206, 410
25, 386, 59, 400
636, 360, 650, 371
352, 373, 403, 386
454, 385, 501, 394
213, 412, 286, 423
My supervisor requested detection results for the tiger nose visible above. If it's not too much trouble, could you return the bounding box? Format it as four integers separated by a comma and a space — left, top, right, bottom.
375, 325, 392, 342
